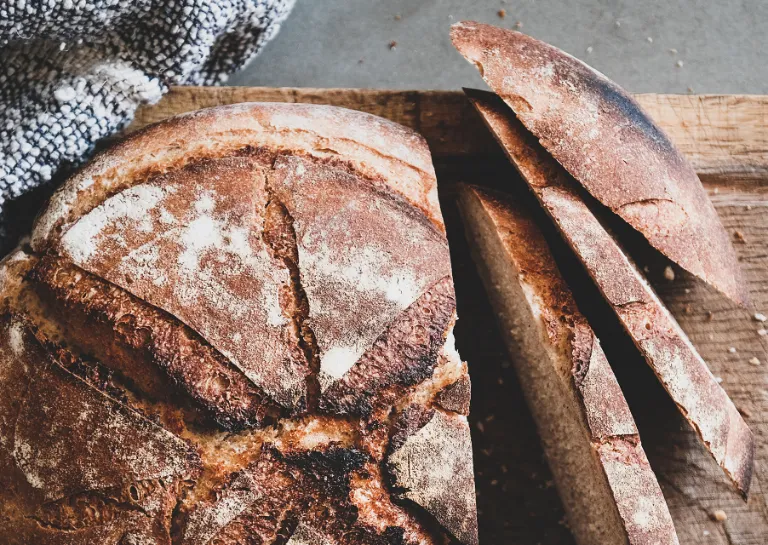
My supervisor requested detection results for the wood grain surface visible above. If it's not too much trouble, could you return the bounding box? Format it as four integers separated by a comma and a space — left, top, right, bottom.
132, 87, 768, 545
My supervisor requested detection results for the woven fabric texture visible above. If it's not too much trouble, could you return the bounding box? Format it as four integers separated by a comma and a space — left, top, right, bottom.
0, 0, 296, 250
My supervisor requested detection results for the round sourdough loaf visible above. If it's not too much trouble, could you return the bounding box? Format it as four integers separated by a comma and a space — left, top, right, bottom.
0, 103, 478, 545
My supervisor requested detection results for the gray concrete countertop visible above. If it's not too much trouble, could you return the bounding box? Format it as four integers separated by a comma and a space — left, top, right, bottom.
229, 0, 767, 94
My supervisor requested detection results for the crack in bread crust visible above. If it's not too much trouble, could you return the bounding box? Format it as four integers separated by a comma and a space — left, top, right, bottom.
263, 198, 322, 414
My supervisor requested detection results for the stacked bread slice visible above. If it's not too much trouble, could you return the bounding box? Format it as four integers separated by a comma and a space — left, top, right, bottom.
452, 21, 754, 545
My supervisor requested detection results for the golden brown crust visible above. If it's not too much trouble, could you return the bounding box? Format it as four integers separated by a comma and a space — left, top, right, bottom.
31, 102, 443, 251
451, 21, 748, 306
464, 89, 754, 496
269, 156, 453, 397
53, 157, 310, 410
0, 318, 199, 509
459, 184, 679, 545
3, 104, 476, 544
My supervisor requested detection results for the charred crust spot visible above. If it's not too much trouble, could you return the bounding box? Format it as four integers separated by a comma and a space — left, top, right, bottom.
319, 277, 456, 417
282, 446, 369, 493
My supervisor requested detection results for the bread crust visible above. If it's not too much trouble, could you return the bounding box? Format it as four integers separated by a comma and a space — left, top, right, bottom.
451, 21, 747, 305
32, 102, 443, 251
0, 314, 200, 504
27, 255, 279, 430
465, 89, 754, 496
460, 184, 679, 545
3, 103, 476, 545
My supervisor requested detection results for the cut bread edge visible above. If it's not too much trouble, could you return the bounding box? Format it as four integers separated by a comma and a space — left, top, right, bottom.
458, 184, 679, 545
451, 21, 748, 306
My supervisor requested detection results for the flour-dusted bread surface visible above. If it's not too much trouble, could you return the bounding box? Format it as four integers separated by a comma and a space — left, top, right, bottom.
465, 89, 754, 497
1, 103, 477, 545
451, 21, 747, 306
32, 101, 443, 251
459, 185, 679, 545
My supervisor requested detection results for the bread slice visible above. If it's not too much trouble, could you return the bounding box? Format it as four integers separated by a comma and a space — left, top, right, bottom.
451, 21, 747, 306
0, 104, 478, 545
458, 184, 679, 545
465, 89, 754, 497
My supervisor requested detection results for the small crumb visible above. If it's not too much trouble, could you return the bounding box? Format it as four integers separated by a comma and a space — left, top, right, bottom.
663, 266, 675, 281
490, 479, 499, 486
749, 357, 762, 366
703, 530, 711, 536
728, 347, 737, 353
643, 265, 650, 273
358, 58, 364, 64
684, 305, 692, 314
669, 48, 678, 54
615, 20, 621, 27
388, 41, 397, 50
713, 187, 719, 194
754, 312, 766, 322
514, 20, 523, 29
394, 14, 401, 20
485, 414, 495, 423
706, 311, 714, 322
684, 288, 691, 294
676, 60, 684, 68
714, 376, 723, 384
476, 421, 485, 433
687, 87, 695, 93
501, 464, 508, 473
758, 328, 767, 336
733, 230, 746, 243
497, 377, 504, 386
739, 406, 752, 419
647, 36, 653, 43
481, 448, 492, 457
711, 510, 727, 522
746, 204, 753, 210
708, 333, 715, 340
497, 8, 506, 18
586, 46, 593, 54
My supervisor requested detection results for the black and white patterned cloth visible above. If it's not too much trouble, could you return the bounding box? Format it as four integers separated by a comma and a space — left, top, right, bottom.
0, 0, 296, 251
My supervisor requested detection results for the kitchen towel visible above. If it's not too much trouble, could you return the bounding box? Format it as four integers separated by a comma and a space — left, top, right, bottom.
0, 0, 296, 251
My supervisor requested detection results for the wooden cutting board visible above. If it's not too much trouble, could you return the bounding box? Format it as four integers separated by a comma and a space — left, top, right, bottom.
134, 88, 768, 545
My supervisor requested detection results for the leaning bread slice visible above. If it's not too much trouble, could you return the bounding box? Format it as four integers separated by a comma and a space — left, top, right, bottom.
458, 185, 679, 545
451, 21, 747, 306
465, 89, 754, 497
